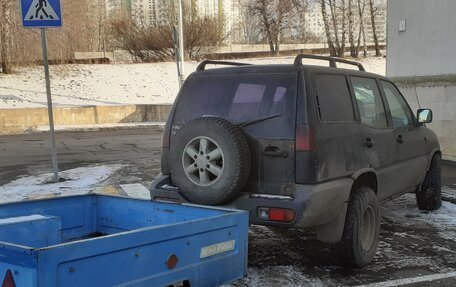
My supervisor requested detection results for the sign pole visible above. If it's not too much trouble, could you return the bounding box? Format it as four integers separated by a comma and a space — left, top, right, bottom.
40, 28, 59, 183
172, 26, 182, 88
177, 0, 185, 86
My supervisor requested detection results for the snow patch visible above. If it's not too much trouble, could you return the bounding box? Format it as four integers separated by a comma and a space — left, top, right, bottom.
383, 193, 456, 241
232, 266, 328, 287
0, 165, 123, 203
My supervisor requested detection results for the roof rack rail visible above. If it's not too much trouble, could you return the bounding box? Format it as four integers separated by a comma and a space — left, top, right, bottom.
196, 60, 252, 71
294, 54, 366, 72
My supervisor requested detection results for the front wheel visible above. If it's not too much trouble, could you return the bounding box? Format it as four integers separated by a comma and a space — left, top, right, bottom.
333, 187, 380, 267
416, 154, 442, 211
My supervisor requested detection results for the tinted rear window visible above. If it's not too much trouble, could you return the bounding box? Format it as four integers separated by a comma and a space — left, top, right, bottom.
174, 74, 297, 138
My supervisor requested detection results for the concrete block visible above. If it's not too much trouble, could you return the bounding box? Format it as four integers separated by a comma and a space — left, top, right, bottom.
0, 104, 172, 133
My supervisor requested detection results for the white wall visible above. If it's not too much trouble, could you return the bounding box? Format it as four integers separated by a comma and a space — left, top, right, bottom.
399, 85, 456, 161
387, 0, 456, 161
386, 0, 456, 78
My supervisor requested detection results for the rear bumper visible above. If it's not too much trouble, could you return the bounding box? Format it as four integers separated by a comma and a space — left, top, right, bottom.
151, 175, 353, 229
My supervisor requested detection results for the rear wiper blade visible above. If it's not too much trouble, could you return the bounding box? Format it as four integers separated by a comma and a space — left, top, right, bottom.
238, 114, 282, 127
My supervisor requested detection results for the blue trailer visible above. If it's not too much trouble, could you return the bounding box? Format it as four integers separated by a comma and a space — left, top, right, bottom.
0, 194, 249, 287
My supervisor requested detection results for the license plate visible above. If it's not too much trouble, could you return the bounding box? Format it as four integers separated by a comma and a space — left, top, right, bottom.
200, 240, 236, 259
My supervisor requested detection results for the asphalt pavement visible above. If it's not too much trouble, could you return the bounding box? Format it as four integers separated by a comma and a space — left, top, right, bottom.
0, 127, 163, 186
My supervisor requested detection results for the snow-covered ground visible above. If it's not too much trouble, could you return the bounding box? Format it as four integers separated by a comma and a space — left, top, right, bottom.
384, 192, 456, 242
0, 165, 123, 203
0, 56, 386, 109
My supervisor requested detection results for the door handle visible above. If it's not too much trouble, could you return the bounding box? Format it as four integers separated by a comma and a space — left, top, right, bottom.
364, 137, 375, 148
263, 146, 289, 158
397, 135, 404, 144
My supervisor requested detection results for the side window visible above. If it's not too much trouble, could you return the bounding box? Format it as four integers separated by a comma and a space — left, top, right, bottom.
351, 77, 388, 129
381, 81, 413, 128
314, 74, 355, 122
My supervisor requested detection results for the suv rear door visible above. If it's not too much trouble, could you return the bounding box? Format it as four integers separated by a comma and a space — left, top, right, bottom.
172, 72, 298, 196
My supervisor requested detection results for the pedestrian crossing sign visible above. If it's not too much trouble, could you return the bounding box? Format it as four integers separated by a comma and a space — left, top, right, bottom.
20, 0, 62, 28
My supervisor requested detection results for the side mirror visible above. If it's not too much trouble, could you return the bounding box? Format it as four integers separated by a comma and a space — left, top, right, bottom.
417, 109, 433, 125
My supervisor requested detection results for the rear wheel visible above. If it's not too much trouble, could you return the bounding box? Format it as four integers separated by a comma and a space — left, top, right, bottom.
333, 187, 380, 267
416, 154, 442, 211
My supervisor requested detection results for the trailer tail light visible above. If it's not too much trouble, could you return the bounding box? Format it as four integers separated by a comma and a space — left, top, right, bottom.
257, 207, 295, 223
296, 124, 315, 151
1, 270, 16, 287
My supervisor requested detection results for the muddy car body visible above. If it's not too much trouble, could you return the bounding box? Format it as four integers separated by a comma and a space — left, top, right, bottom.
152, 55, 441, 266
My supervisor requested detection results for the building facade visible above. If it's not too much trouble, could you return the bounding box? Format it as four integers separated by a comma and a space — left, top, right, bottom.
106, 0, 132, 18
387, 0, 456, 161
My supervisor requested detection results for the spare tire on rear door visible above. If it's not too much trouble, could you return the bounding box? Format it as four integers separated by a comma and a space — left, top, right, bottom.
170, 117, 251, 205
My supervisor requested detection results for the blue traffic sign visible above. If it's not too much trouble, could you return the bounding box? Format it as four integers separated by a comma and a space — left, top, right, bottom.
20, 0, 62, 28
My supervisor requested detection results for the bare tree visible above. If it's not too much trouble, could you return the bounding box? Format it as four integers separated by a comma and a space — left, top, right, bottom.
239, 4, 264, 44
184, 16, 227, 59
328, 0, 342, 56
248, 0, 304, 54
320, 0, 347, 57
0, 0, 13, 73
369, 0, 381, 56
108, 1, 227, 62
108, 17, 173, 62
0, 0, 110, 67
320, 0, 337, 56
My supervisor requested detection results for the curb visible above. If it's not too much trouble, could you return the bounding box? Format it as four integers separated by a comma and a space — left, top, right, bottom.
1, 122, 166, 135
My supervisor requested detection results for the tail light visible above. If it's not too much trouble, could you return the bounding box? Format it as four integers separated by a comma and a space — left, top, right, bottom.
2, 270, 16, 287
257, 207, 295, 223
296, 124, 315, 151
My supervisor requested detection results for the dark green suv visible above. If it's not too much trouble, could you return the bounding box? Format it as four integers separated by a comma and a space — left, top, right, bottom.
151, 55, 441, 267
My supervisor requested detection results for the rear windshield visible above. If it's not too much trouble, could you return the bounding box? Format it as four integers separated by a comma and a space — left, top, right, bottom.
173, 73, 297, 138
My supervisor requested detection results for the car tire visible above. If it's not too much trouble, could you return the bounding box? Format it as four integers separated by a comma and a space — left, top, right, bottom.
333, 187, 380, 267
169, 117, 251, 205
416, 154, 442, 211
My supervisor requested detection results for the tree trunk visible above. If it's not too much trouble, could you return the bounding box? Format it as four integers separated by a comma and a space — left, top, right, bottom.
357, 0, 367, 58
320, 0, 336, 56
274, 32, 280, 55
329, 0, 341, 54
348, 0, 356, 57
369, 0, 381, 56
261, 14, 275, 52
0, 1, 13, 74
267, 33, 275, 52
362, 24, 367, 58
339, 0, 347, 58
356, 25, 362, 57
